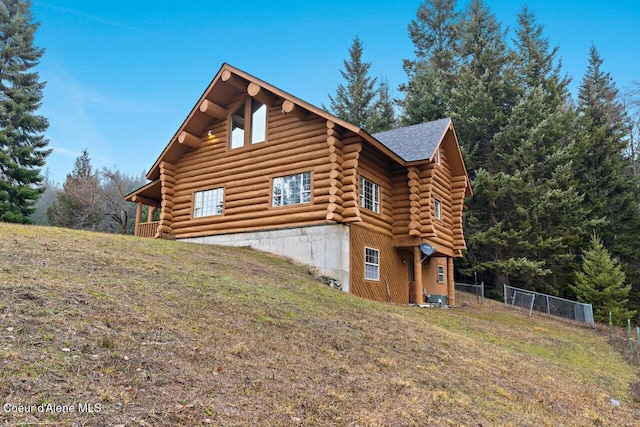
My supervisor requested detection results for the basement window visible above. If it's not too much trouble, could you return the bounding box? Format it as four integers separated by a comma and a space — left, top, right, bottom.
230, 99, 267, 149
359, 176, 380, 214
437, 265, 445, 283
193, 188, 224, 218
365, 247, 380, 281
272, 171, 312, 207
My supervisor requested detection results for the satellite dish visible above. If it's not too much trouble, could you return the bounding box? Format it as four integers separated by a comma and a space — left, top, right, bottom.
419, 243, 435, 263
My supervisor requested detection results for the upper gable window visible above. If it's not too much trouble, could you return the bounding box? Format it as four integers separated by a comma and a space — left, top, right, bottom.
230, 99, 267, 149
360, 176, 380, 214
435, 147, 441, 165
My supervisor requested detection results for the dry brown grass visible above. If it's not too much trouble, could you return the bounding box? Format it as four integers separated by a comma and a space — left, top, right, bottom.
0, 223, 638, 426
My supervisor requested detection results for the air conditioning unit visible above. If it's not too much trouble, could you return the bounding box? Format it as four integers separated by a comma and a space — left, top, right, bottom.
426, 294, 447, 306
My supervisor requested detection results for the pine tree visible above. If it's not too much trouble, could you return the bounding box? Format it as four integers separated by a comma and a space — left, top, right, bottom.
326, 36, 377, 128
571, 234, 636, 325
512, 6, 569, 101
364, 79, 395, 133
400, 0, 461, 125
0, 0, 50, 223
47, 150, 102, 230
575, 45, 640, 311
450, 0, 514, 173
460, 6, 595, 295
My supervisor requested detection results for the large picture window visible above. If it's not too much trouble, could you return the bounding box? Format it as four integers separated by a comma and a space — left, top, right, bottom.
272, 172, 312, 207
359, 176, 380, 214
193, 188, 224, 218
230, 99, 267, 149
365, 247, 380, 281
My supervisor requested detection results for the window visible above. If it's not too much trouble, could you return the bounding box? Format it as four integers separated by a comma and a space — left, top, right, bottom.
359, 176, 380, 214
365, 247, 380, 281
193, 188, 224, 218
230, 99, 267, 149
435, 147, 441, 165
434, 199, 441, 220
437, 265, 445, 283
272, 172, 312, 207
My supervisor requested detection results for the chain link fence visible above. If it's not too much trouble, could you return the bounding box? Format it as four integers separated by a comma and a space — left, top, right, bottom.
455, 282, 484, 303
503, 284, 595, 328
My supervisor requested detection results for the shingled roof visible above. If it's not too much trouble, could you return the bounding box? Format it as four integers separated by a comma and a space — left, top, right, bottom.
372, 117, 452, 162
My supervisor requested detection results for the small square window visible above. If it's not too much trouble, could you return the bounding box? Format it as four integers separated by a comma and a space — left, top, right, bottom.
365, 247, 380, 281
437, 265, 445, 283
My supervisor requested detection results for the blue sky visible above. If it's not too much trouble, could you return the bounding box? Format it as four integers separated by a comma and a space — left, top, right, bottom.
32, 0, 640, 184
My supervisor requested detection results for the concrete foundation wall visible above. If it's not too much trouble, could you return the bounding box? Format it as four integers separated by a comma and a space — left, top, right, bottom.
179, 224, 351, 292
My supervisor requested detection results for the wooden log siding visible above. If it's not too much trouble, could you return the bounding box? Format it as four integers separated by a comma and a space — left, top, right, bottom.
325, 123, 344, 222
355, 144, 394, 237
451, 175, 468, 254
168, 108, 333, 238
337, 127, 362, 223
158, 161, 177, 238
390, 164, 411, 237
408, 167, 425, 237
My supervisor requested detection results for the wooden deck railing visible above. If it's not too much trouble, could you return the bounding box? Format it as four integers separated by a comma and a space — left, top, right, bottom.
136, 221, 159, 238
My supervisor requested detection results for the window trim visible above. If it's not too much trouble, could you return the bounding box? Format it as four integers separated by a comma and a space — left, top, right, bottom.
435, 147, 441, 165
364, 247, 380, 281
437, 265, 445, 283
193, 187, 225, 219
434, 199, 442, 220
271, 171, 313, 208
359, 175, 381, 214
229, 98, 268, 150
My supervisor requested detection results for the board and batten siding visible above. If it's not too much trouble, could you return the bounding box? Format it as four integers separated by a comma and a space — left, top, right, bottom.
169, 103, 333, 238
349, 223, 408, 304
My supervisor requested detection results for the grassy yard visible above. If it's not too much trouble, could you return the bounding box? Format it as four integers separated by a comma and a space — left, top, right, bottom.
0, 223, 638, 426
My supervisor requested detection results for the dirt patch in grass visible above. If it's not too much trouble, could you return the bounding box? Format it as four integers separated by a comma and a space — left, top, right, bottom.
0, 223, 638, 426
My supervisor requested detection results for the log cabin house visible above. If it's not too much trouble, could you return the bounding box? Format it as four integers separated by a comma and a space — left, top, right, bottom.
125, 63, 471, 305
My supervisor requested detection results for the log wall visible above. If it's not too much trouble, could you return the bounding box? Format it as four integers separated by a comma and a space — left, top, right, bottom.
413, 145, 456, 253
356, 143, 394, 236
169, 102, 333, 238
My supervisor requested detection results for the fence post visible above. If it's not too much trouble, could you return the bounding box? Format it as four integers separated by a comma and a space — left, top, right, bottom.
628, 319, 634, 361
528, 293, 535, 316
481, 281, 485, 304
609, 312, 613, 342
503, 283, 507, 308
545, 295, 550, 315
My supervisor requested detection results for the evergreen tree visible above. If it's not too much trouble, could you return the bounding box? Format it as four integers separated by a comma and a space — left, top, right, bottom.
399, 0, 461, 125
47, 150, 102, 230
571, 234, 636, 325
460, 6, 595, 295
0, 0, 50, 223
575, 45, 640, 310
326, 36, 377, 128
450, 0, 514, 173
512, 5, 569, 101
365, 79, 395, 133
